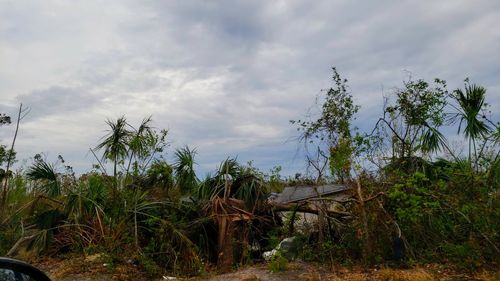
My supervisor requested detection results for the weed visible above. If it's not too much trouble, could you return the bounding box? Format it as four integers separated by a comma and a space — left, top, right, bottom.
268, 251, 288, 273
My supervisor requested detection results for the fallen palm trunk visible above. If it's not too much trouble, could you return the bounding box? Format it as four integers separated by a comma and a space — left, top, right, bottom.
210, 197, 253, 273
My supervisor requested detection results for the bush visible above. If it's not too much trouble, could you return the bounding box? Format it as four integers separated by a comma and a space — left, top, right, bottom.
268, 251, 288, 272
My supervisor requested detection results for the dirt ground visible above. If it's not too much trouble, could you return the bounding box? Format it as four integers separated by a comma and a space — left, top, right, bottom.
189, 262, 499, 281
35, 257, 499, 281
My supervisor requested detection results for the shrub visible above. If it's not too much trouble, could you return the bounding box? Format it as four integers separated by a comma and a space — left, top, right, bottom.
268, 251, 288, 273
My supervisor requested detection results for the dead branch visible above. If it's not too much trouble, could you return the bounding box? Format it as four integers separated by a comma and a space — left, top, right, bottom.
6, 233, 37, 256
1, 104, 24, 211
363, 192, 385, 203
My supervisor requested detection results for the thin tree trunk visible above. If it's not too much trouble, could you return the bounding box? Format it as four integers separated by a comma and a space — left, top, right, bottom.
312, 186, 326, 243
125, 152, 135, 181
356, 179, 371, 265
217, 175, 234, 273
468, 138, 472, 170
1, 104, 22, 213
113, 154, 118, 196
134, 207, 139, 250
287, 206, 298, 236
89, 148, 108, 175
472, 138, 478, 173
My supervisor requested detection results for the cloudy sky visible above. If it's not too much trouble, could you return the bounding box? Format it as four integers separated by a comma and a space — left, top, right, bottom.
1, 0, 499, 176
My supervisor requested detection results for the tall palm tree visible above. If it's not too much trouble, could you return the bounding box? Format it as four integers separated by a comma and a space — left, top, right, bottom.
453, 83, 491, 166
95, 116, 131, 191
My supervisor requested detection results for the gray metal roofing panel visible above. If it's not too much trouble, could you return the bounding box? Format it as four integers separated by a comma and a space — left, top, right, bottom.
274, 184, 348, 203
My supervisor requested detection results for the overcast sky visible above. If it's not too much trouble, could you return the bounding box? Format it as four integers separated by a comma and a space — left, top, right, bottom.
1, 0, 499, 176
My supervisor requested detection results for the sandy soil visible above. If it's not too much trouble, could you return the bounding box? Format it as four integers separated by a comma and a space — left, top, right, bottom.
34, 258, 498, 281
191, 261, 333, 281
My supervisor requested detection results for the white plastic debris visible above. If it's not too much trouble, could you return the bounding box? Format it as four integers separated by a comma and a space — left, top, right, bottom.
263, 249, 277, 261
262, 237, 298, 260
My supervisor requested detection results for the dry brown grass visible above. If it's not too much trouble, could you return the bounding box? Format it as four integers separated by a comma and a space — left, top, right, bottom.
324, 268, 437, 281
477, 270, 500, 281
238, 274, 261, 281
374, 268, 436, 281
326, 273, 367, 281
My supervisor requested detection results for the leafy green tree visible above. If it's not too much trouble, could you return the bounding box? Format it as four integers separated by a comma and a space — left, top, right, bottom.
374, 78, 450, 164
291, 67, 359, 182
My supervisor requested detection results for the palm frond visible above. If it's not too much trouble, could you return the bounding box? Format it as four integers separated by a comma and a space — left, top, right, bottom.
453, 84, 491, 140
26, 159, 60, 197
174, 146, 199, 194
95, 116, 131, 163
421, 126, 447, 154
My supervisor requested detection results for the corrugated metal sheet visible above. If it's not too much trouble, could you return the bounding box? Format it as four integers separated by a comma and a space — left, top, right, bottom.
273, 184, 348, 204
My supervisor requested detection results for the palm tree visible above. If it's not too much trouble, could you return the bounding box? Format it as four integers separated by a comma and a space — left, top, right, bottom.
452, 83, 491, 167
174, 146, 198, 195
95, 116, 131, 191
196, 158, 238, 201
125, 116, 154, 178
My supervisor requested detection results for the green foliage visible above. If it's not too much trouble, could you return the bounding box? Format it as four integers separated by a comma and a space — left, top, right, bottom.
286, 69, 498, 270
453, 82, 490, 141
267, 165, 284, 192
329, 137, 353, 181
0, 113, 11, 126
383, 167, 499, 266
377, 78, 449, 159
441, 242, 483, 269
95, 116, 131, 180
291, 67, 359, 143
146, 160, 174, 190
268, 251, 288, 272
0, 147, 16, 171
387, 172, 440, 225
26, 155, 60, 197
174, 146, 199, 195
451, 80, 496, 169
387, 79, 447, 128
140, 254, 161, 276
291, 67, 359, 180
196, 157, 267, 206
1, 68, 498, 278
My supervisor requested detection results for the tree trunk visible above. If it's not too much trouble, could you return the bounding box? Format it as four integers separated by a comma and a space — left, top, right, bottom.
356, 180, 371, 265
217, 216, 234, 273
1, 104, 22, 214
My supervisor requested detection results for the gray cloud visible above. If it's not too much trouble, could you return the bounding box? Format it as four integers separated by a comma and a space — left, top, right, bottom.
0, 0, 499, 176
16, 86, 98, 119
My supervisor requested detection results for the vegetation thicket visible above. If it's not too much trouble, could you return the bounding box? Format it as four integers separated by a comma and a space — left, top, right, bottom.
0, 68, 498, 278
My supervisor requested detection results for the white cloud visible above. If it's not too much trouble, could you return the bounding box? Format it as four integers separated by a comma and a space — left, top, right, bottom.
0, 0, 499, 175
